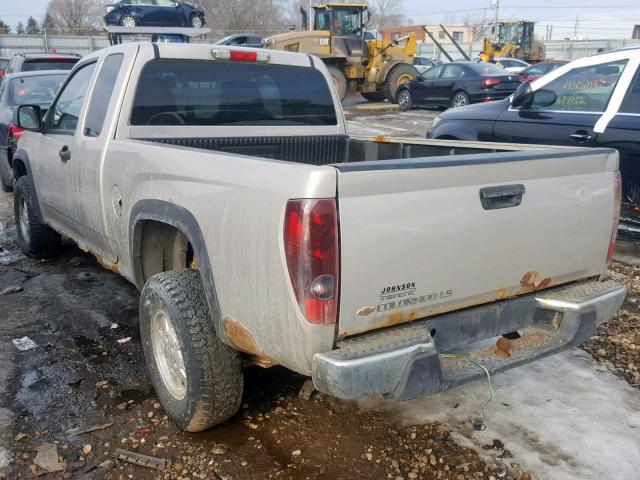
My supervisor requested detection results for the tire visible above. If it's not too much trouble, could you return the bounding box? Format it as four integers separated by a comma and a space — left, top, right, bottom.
326, 65, 347, 101
383, 63, 419, 103
140, 269, 243, 432
13, 176, 60, 258
360, 92, 386, 102
190, 14, 203, 29
451, 91, 470, 108
398, 89, 412, 111
121, 15, 136, 28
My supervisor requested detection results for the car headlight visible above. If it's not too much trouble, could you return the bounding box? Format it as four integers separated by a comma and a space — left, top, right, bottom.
105, 6, 114, 13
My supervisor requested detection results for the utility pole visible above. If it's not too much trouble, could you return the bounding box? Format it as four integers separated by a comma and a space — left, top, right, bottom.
494, 0, 499, 27
573, 15, 579, 39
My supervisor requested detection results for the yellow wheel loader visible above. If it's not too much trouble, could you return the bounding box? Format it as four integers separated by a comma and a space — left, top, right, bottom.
482, 21, 545, 63
263, 3, 418, 102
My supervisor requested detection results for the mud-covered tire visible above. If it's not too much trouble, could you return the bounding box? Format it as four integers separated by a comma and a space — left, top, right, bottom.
140, 269, 243, 432
361, 92, 386, 102
383, 63, 419, 103
327, 65, 347, 101
13, 176, 60, 258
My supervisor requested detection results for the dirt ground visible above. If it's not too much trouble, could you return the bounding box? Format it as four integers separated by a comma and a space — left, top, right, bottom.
0, 104, 638, 480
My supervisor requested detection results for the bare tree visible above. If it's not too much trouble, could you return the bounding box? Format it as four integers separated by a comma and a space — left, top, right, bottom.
463, 10, 492, 41
46, 0, 102, 34
199, 0, 295, 36
368, 0, 404, 31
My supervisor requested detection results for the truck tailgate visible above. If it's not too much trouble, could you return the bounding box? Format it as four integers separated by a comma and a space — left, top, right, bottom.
335, 148, 619, 337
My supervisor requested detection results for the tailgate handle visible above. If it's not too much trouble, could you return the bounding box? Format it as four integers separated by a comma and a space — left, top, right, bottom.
480, 184, 525, 210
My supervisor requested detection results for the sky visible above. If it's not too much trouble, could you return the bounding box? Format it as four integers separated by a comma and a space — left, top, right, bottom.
2, 0, 639, 40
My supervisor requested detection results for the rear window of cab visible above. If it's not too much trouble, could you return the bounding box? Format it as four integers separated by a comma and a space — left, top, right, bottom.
131, 58, 338, 126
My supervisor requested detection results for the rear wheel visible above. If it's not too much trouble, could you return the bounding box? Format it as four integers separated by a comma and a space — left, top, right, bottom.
451, 91, 470, 108
398, 89, 412, 111
361, 92, 386, 102
140, 269, 243, 431
13, 176, 60, 258
121, 15, 136, 27
190, 14, 203, 28
383, 63, 419, 103
327, 65, 347, 101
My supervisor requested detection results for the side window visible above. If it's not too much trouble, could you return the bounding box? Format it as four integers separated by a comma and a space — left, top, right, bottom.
84, 54, 124, 137
421, 65, 443, 80
442, 65, 464, 79
49, 62, 96, 133
530, 60, 627, 112
620, 69, 640, 114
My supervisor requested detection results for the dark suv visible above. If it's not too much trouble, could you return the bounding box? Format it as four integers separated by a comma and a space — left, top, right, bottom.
5, 53, 81, 75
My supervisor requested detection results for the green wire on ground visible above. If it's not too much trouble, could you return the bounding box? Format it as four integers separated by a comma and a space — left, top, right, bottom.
441, 353, 493, 420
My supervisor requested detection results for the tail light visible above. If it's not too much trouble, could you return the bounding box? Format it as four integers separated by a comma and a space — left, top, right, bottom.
284, 199, 339, 325
8, 123, 24, 142
482, 78, 501, 88
211, 49, 270, 62
606, 171, 621, 264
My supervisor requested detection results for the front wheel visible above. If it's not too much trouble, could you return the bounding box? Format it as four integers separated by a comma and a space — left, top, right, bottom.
121, 15, 136, 28
13, 176, 60, 258
451, 91, 470, 108
140, 269, 243, 432
190, 14, 203, 28
398, 89, 412, 111
360, 92, 386, 102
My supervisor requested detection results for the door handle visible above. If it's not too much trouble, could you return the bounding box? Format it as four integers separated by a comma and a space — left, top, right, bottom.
480, 184, 525, 210
59, 145, 71, 162
570, 131, 593, 143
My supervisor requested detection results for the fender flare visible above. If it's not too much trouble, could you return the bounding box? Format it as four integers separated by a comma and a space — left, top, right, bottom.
429, 122, 479, 141
11, 149, 45, 221
128, 199, 226, 342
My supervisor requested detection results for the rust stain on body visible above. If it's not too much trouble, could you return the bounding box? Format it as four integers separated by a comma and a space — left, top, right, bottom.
223, 317, 259, 354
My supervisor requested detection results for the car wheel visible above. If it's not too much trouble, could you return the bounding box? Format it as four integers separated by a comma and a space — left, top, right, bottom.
190, 14, 203, 28
398, 90, 412, 111
121, 15, 136, 28
361, 92, 386, 102
140, 269, 244, 432
451, 91, 470, 108
13, 176, 61, 258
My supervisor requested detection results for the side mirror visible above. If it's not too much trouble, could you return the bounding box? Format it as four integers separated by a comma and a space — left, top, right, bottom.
510, 80, 533, 109
17, 105, 42, 132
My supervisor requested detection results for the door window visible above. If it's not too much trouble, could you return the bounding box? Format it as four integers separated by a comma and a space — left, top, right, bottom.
421, 65, 443, 80
530, 60, 627, 112
620, 69, 640, 114
84, 54, 124, 137
155, 0, 176, 6
49, 62, 96, 133
442, 64, 465, 79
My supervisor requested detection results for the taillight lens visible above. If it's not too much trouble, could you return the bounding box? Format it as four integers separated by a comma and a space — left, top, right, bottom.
607, 171, 621, 264
8, 123, 24, 142
230, 50, 257, 62
482, 78, 501, 88
284, 199, 339, 325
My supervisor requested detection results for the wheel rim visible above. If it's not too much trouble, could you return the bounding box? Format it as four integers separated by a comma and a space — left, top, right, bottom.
192, 16, 202, 28
453, 94, 467, 107
151, 309, 187, 400
398, 91, 410, 109
122, 16, 135, 27
19, 197, 30, 243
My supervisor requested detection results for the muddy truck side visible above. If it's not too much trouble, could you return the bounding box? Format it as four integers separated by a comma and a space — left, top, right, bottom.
12, 42, 626, 431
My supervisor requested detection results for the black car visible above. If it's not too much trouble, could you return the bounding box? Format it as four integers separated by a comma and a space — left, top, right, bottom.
4, 52, 81, 75
427, 50, 640, 221
214, 34, 264, 48
104, 0, 206, 28
397, 62, 521, 111
0, 71, 67, 192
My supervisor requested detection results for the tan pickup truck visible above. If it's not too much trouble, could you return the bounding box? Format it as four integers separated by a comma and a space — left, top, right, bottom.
12, 42, 625, 431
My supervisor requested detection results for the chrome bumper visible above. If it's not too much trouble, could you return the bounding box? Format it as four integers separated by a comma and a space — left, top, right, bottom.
312, 280, 626, 401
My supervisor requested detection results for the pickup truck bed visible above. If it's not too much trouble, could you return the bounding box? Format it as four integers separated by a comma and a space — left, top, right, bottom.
12, 42, 625, 431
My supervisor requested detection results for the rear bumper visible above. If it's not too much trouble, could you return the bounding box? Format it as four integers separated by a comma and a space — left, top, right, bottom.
312, 280, 625, 401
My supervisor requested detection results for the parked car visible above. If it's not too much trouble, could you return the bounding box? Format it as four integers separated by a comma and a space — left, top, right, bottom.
104, 0, 206, 28
519, 60, 569, 82
0, 71, 67, 192
13, 42, 624, 431
397, 61, 521, 110
0, 57, 9, 79
214, 34, 264, 48
494, 57, 529, 73
4, 52, 80, 75
427, 47, 640, 223
412, 56, 438, 74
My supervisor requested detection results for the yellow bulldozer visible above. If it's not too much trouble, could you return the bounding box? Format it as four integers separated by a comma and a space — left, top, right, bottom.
482, 21, 545, 63
263, 3, 419, 102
